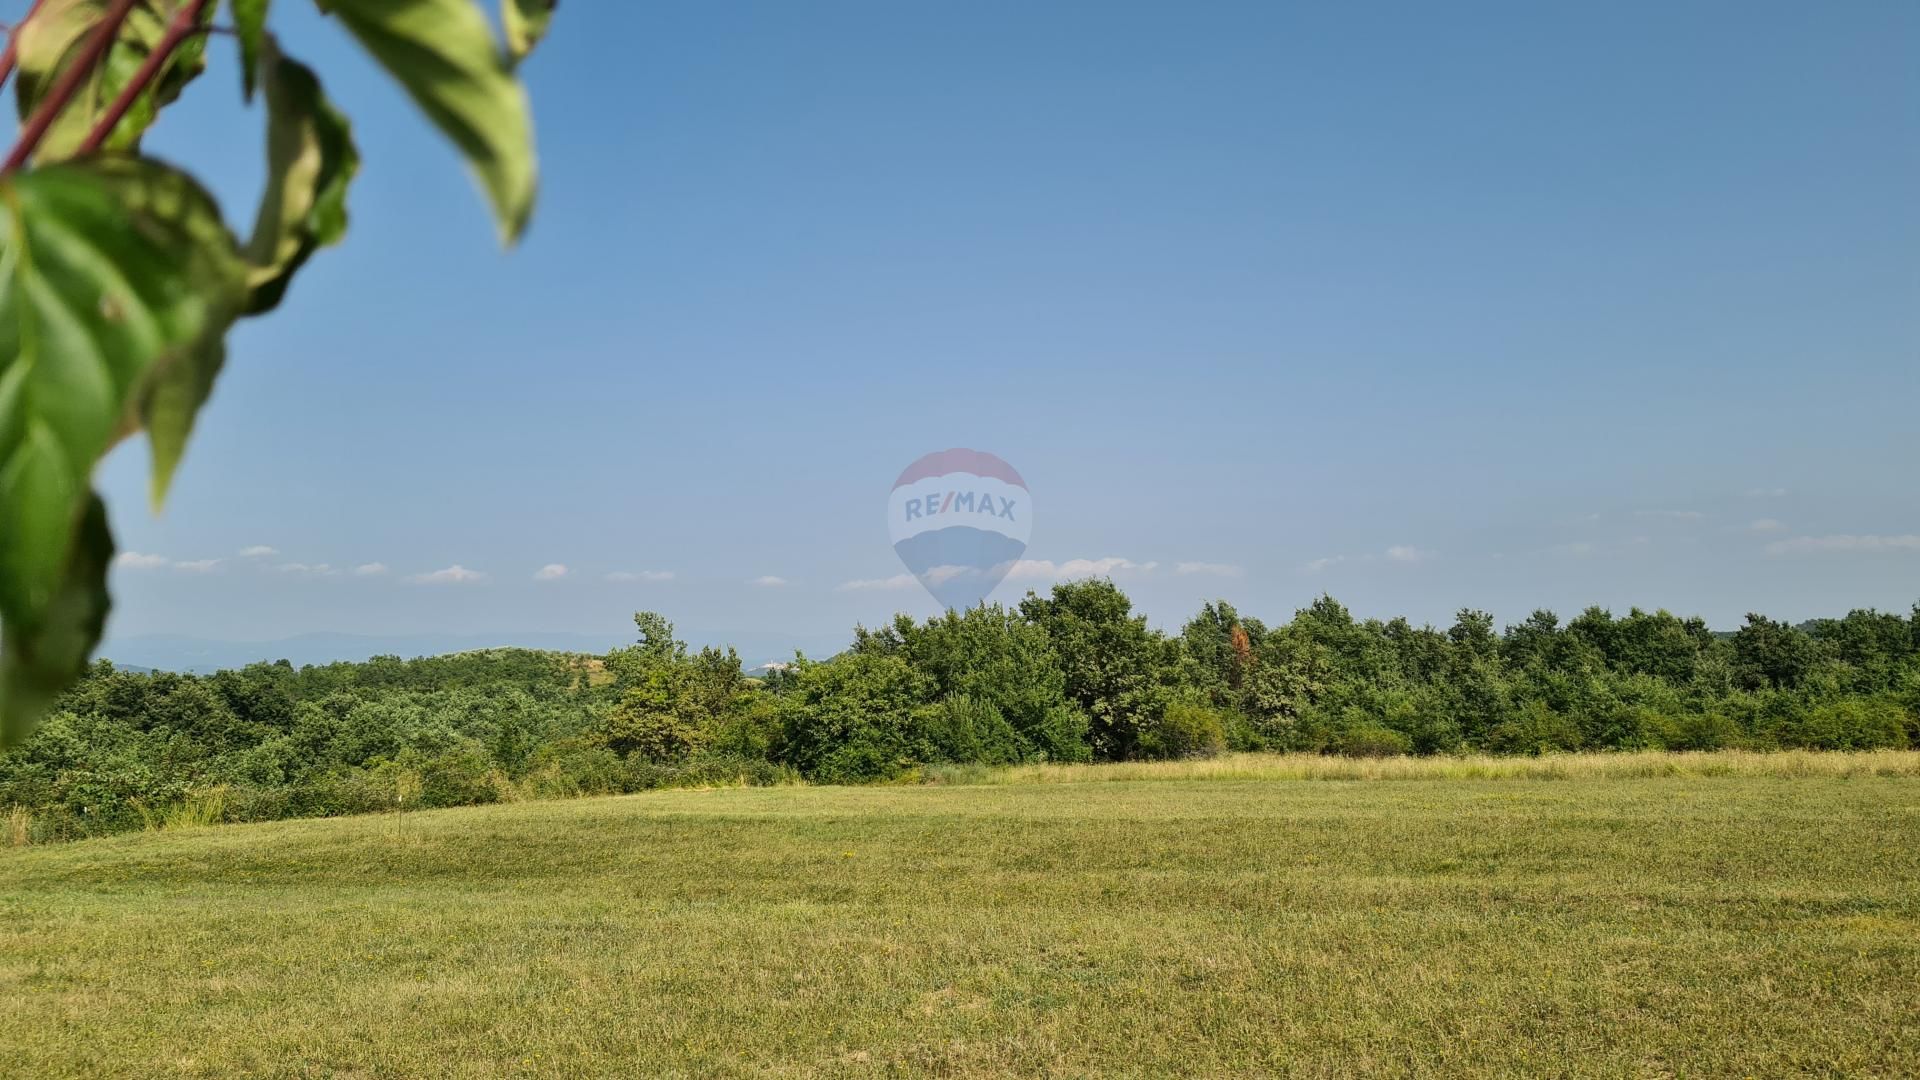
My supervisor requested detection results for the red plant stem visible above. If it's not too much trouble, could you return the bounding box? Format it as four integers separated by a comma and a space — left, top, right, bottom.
76, 0, 213, 156
0, 0, 50, 93
1, 0, 140, 171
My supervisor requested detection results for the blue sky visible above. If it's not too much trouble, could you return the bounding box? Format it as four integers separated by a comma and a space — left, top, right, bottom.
26, 1, 1918, 657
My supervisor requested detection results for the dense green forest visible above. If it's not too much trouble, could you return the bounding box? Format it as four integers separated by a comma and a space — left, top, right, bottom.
6, 581, 1919, 842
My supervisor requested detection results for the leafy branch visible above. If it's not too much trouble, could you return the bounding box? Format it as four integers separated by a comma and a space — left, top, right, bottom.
73, 0, 214, 156
2, 0, 140, 169
0, 0, 558, 743
0, 0, 51, 83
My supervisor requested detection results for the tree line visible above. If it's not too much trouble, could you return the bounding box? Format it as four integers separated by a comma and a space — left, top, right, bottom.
5, 580, 1918, 841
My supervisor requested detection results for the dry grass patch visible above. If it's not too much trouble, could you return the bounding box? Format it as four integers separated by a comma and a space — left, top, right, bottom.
927, 748, 1920, 785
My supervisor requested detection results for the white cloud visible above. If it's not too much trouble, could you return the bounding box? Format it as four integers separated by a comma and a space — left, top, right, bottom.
118, 553, 233, 573
1633, 510, 1706, 521
533, 563, 569, 581
1175, 562, 1244, 577
1005, 557, 1155, 582
1746, 487, 1789, 499
276, 562, 336, 576
353, 563, 389, 577
1748, 519, 1786, 534
113, 551, 171, 571
409, 564, 486, 584
1766, 534, 1920, 556
607, 570, 674, 583
1302, 548, 1432, 571
837, 574, 919, 592
238, 545, 278, 558
1550, 535, 1653, 557
748, 575, 788, 587
1002, 561, 1057, 581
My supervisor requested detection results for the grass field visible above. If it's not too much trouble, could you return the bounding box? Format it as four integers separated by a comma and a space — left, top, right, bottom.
5, 753, 1919, 1076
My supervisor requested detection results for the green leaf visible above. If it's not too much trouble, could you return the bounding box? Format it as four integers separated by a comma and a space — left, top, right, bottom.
315, 0, 538, 243
232, 0, 272, 101
243, 38, 359, 314
0, 158, 247, 680
503, 0, 555, 67
9, 0, 100, 125
140, 336, 227, 508
0, 493, 112, 746
111, 161, 252, 507
12, 0, 217, 162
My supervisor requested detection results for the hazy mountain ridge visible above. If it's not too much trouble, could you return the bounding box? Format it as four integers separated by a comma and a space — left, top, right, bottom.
102, 630, 844, 674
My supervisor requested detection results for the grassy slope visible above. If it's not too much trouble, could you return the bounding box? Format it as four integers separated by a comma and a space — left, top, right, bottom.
4, 758, 1919, 1077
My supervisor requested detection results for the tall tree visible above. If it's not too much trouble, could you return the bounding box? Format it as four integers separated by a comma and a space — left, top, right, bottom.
1019, 579, 1174, 760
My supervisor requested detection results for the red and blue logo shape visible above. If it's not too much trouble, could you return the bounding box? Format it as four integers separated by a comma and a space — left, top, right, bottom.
888, 449, 1031, 610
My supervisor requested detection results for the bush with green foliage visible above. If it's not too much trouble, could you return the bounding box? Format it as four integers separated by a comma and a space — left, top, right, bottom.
1331, 720, 1414, 759
1773, 697, 1910, 751
925, 695, 1023, 767
1138, 701, 1227, 760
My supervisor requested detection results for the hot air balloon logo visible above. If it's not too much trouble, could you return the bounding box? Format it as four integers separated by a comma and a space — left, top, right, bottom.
888, 449, 1031, 610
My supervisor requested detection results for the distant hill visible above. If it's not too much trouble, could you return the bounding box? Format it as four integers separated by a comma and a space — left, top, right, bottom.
100, 629, 846, 674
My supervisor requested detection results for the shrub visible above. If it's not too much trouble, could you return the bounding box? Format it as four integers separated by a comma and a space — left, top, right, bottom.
1220, 709, 1266, 753
1486, 702, 1582, 756
1894, 671, 1920, 726
626, 753, 798, 790
925, 695, 1022, 765
705, 696, 784, 761
412, 747, 500, 808
1583, 703, 1662, 750
1653, 710, 1743, 752
223, 785, 295, 823
1287, 704, 1340, 754
812, 740, 906, 785
599, 692, 704, 763
774, 652, 936, 779
1779, 698, 1909, 750
1382, 692, 1460, 756
538, 744, 629, 796
1582, 675, 1686, 749
283, 768, 392, 818
1029, 705, 1093, 763
1138, 702, 1227, 760
136, 787, 229, 831
1333, 723, 1412, 758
